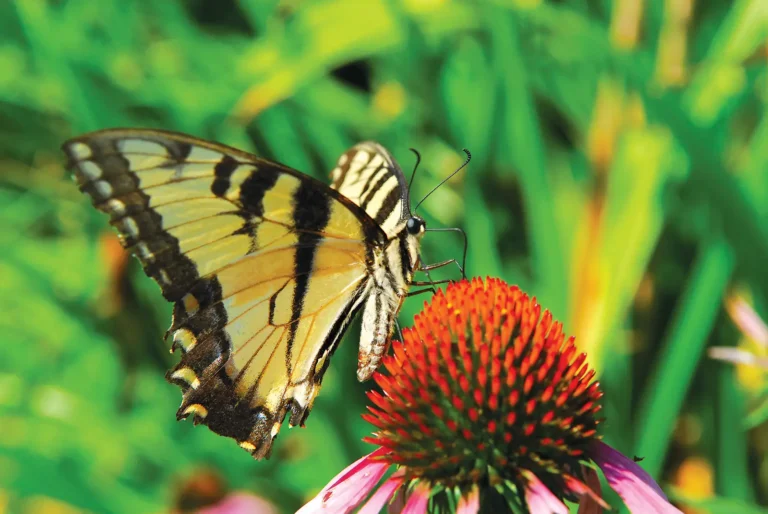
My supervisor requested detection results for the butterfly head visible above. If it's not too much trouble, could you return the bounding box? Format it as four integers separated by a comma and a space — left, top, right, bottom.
406, 216, 426, 237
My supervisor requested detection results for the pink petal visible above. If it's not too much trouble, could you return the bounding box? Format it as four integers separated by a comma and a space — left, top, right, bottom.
590, 441, 683, 514
358, 474, 404, 514
708, 346, 768, 368
325, 447, 390, 492
296, 448, 391, 514
199, 493, 278, 514
522, 471, 568, 514
456, 486, 479, 514
401, 482, 430, 514
574, 468, 607, 514
726, 296, 768, 346
387, 482, 407, 514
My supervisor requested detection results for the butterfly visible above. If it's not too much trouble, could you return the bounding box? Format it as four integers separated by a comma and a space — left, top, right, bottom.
62, 129, 468, 459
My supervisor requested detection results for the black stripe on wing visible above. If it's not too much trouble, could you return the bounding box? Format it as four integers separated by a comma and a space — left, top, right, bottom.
287, 180, 332, 373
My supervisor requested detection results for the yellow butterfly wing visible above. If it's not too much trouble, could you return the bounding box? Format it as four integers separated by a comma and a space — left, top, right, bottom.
63, 129, 387, 458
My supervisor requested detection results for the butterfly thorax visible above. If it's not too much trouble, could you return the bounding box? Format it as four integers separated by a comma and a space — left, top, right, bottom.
330, 144, 427, 381
378, 223, 422, 292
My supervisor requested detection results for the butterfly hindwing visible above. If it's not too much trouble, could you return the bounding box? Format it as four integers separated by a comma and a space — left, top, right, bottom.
330, 141, 411, 239
63, 129, 388, 458
330, 142, 423, 380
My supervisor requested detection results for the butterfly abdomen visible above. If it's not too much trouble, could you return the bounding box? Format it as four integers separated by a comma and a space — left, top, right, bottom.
355, 231, 419, 381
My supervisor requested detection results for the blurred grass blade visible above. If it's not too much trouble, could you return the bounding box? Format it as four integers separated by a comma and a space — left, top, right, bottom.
439, 36, 494, 169
717, 366, 754, 501
684, 0, 768, 127
464, 171, 503, 279
489, 7, 566, 314
635, 238, 735, 478
668, 490, 768, 514
573, 126, 689, 368
232, 0, 403, 121
745, 393, 768, 429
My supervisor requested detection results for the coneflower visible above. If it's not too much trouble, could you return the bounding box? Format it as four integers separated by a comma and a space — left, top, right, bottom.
299, 278, 682, 513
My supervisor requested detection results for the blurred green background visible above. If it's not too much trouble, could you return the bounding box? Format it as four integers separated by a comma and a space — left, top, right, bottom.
1, 0, 767, 512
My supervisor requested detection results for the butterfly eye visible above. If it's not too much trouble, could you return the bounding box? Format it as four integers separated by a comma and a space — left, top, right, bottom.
406, 216, 425, 235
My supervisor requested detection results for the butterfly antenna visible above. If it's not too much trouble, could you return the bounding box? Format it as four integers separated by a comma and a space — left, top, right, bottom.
407, 148, 422, 193
414, 149, 471, 213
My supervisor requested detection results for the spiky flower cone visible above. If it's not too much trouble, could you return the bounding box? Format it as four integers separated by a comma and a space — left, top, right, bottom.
363, 277, 603, 504
298, 278, 683, 514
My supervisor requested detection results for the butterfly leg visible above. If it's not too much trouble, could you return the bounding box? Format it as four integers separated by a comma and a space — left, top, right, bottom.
424, 227, 468, 279
394, 317, 405, 342
419, 258, 464, 277
406, 287, 440, 297
415, 264, 440, 293
411, 258, 464, 291
410, 279, 454, 287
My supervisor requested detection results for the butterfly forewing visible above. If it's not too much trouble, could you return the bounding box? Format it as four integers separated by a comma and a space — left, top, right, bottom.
63, 129, 389, 458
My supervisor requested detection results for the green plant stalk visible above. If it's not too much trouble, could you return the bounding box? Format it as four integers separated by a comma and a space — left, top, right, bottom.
634, 238, 735, 478
600, 327, 633, 452
717, 365, 754, 501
